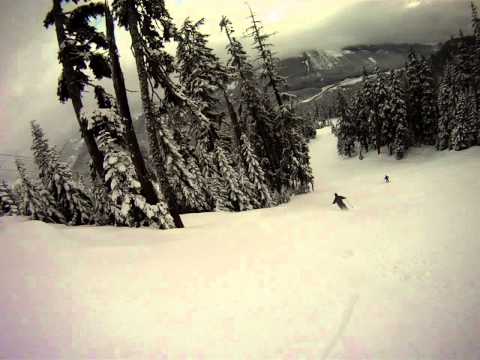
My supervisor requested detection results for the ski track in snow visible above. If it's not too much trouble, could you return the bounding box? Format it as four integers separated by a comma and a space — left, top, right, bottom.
301, 77, 363, 104
1, 127, 480, 358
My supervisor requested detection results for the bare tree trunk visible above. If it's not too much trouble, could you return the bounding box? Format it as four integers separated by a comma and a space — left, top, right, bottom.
126, 0, 183, 228
105, 2, 159, 206
52, 0, 105, 179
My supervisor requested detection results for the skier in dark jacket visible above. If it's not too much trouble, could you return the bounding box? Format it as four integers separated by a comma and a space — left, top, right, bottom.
333, 193, 348, 210
385, 175, 390, 183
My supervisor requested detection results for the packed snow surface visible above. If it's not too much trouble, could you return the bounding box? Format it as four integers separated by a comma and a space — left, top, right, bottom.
1, 127, 480, 359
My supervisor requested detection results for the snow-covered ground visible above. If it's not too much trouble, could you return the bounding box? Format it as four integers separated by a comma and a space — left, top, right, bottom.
2, 127, 480, 359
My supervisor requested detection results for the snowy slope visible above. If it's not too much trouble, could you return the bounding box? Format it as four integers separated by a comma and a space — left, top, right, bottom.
301, 76, 363, 104
1, 128, 480, 359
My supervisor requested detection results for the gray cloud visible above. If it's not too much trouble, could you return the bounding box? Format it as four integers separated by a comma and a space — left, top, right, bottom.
270, 0, 472, 56
0, 0, 472, 158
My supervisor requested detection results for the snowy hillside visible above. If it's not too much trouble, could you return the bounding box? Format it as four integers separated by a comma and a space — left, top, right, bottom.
300, 76, 363, 104
1, 127, 480, 358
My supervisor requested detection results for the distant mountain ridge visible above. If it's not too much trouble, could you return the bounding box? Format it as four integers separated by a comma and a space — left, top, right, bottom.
279, 43, 438, 91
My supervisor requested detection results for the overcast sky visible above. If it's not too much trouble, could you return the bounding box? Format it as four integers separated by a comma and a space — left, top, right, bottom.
0, 0, 472, 157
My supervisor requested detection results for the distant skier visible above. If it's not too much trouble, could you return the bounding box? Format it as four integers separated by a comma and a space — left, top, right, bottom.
333, 193, 348, 210
385, 175, 390, 183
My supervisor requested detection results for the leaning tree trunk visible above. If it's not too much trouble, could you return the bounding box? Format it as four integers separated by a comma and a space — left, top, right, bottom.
125, 0, 183, 228
105, 2, 159, 206
52, 0, 105, 179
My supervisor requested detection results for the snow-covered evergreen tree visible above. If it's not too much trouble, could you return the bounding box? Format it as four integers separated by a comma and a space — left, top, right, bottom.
405, 50, 424, 144
466, 88, 479, 146
388, 71, 408, 156
336, 92, 356, 157
44, 0, 110, 178
0, 180, 18, 216
176, 17, 243, 211
454, 31, 475, 90
246, 5, 286, 107
244, 9, 314, 194
393, 116, 410, 160
220, 16, 279, 188
155, 113, 211, 212
115, 0, 223, 216
112, 0, 186, 228
471, 2, 480, 85
437, 63, 456, 150
31, 121, 93, 225
214, 146, 252, 211
89, 109, 174, 228
405, 51, 438, 145
176, 17, 228, 153
15, 159, 65, 224
451, 91, 470, 151
278, 106, 314, 193
104, 2, 161, 210
354, 88, 371, 154
380, 74, 396, 155
369, 67, 390, 153
240, 134, 272, 207
419, 56, 438, 145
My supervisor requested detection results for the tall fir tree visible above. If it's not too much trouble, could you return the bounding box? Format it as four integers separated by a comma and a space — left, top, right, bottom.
381, 74, 396, 155
419, 56, 438, 145
176, 17, 229, 152
451, 90, 470, 151
405, 50, 424, 144
44, 0, 111, 178
471, 2, 480, 85
354, 87, 371, 154
387, 71, 408, 156
220, 16, 279, 189
112, 0, 201, 227
176, 17, 236, 210
372, 67, 389, 153
104, 1, 160, 206
454, 30, 475, 90
336, 92, 356, 157
437, 63, 456, 150
246, 5, 286, 107
31, 121, 93, 225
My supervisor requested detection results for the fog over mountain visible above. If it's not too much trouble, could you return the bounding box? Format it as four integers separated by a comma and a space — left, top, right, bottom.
0, 0, 472, 155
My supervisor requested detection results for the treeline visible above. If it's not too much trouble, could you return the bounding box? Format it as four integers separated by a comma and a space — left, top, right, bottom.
335, 3, 480, 160
0, 1, 314, 228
